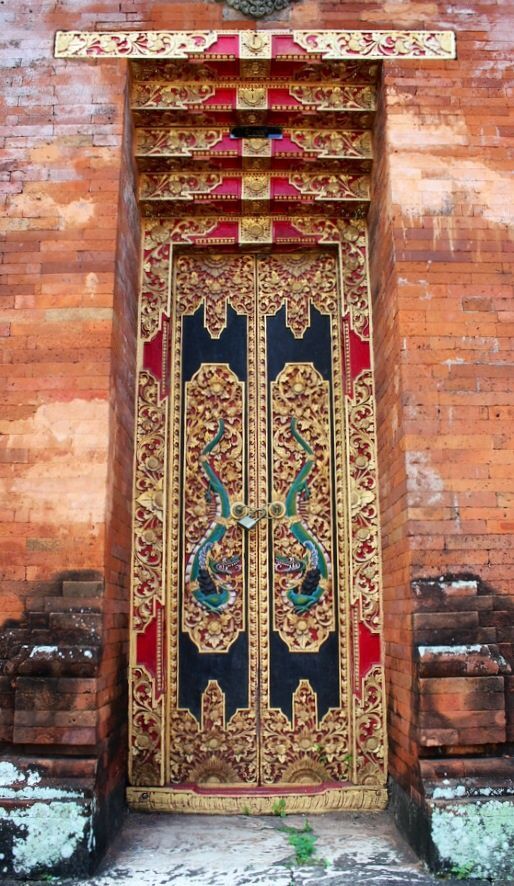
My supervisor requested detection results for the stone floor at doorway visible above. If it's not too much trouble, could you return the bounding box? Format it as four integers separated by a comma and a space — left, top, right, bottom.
9, 810, 491, 886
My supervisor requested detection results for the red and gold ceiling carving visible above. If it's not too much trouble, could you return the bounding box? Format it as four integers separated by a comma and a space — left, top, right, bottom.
128, 38, 382, 220
55, 28, 454, 224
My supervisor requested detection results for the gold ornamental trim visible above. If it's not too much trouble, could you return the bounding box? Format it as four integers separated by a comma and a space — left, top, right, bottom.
292, 30, 455, 60
127, 785, 388, 814
54, 31, 218, 59
55, 30, 456, 61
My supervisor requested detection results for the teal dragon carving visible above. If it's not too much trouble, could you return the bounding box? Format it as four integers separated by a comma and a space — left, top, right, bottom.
188, 419, 241, 613
281, 418, 328, 614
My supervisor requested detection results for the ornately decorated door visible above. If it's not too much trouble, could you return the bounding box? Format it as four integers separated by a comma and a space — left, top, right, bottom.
129, 229, 387, 812
169, 249, 357, 791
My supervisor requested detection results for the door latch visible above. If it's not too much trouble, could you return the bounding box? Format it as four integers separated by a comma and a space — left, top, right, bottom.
231, 501, 285, 529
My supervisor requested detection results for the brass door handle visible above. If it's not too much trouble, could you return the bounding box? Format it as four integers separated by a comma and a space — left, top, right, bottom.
231, 501, 285, 529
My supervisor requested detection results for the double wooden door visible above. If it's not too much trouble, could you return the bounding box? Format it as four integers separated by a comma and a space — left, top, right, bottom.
167, 249, 354, 789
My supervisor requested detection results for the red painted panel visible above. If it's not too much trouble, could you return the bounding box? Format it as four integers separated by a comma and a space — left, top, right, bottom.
349, 325, 371, 380
206, 34, 239, 57
273, 34, 309, 57
136, 600, 166, 699
143, 315, 171, 398
358, 621, 382, 681
204, 87, 237, 108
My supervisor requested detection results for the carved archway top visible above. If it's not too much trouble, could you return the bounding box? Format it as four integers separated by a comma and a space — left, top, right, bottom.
55, 29, 455, 61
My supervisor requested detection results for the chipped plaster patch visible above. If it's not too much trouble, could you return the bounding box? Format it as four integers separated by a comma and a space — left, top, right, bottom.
5, 191, 95, 229
431, 800, 514, 879
389, 146, 514, 226
365, 1, 439, 25
0, 399, 110, 525
406, 451, 443, 506
0, 800, 91, 875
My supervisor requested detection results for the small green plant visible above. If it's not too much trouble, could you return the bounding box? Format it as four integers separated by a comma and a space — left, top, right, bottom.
281, 819, 327, 868
272, 797, 287, 817
241, 804, 251, 816
450, 861, 475, 880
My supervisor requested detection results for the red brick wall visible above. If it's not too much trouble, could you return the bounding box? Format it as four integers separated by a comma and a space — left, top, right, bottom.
1, 1, 513, 805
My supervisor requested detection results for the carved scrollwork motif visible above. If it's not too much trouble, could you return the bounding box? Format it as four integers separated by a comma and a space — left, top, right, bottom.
132, 371, 166, 633
261, 680, 349, 784
130, 665, 163, 785
289, 84, 376, 111
136, 128, 223, 157
175, 252, 255, 337
55, 30, 218, 58
133, 82, 216, 108
55, 29, 455, 61
257, 251, 338, 338
292, 61, 379, 84
348, 370, 380, 631
354, 665, 386, 785
288, 172, 370, 201
292, 30, 455, 60
169, 681, 257, 784
288, 129, 372, 159
271, 364, 335, 652
140, 173, 223, 201
182, 365, 245, 653
340, 221, 370, 340
141, 241, 171, 340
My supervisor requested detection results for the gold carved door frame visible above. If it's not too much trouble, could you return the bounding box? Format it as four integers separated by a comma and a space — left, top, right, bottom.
128, 223, 387, 813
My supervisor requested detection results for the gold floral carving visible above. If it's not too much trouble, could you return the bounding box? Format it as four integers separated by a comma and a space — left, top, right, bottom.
127, 785, 388, 813
140, 173, 223, 201
182, 365, 245, 653
131, 60, 220, 82
175, 252, 255, 338
55, 30, 455, 61
242, 139, 272, 158
133, 82, 217, 109
289, 84, 376, 111
354, 665, 387, 785
282, 219, 370, 341
293, 60, 379, 84
130, 665, 164, 785
261, 681, 349, 784
140, 240, 171, 340
169, 681, 257, 784
237, 86, 267, 109
242, 174, 270, 200
257, 251, 338, 338
145, 219, 219, 252
240, 217, 273, 243
339, 222, 370, 340
240, 32, 272, 59
270, 364, 335, 652
54, 30, 218, 58
288, 129, 372, 159
288, 172, 370, 201
136, 128, 223, 157
132, 371, 166, 632
347, 370, 380, 632
292, 30, 456, 60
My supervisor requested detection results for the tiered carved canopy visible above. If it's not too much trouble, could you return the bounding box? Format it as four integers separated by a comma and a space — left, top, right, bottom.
132, 50, 376, 224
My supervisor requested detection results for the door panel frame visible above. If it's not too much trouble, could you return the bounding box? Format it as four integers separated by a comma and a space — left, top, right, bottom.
128, 218, 387, 812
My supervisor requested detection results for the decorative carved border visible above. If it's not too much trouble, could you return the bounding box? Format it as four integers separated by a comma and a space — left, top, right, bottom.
127, 785, 388, 813
129, 215, 387, 795
55, 29, 455, 61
